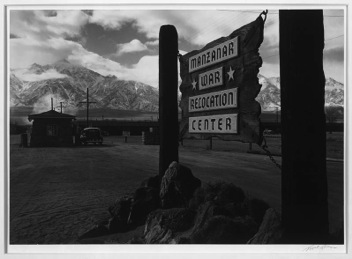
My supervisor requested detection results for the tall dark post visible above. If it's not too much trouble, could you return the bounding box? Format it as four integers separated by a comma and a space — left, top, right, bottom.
159, 25, 179, 176
280, 10, 329, 243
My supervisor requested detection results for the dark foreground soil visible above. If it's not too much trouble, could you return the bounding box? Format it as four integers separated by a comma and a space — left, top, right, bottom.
9, 134, 344, 244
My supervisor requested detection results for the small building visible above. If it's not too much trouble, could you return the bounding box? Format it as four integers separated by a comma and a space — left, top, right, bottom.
28, 109, 76, 147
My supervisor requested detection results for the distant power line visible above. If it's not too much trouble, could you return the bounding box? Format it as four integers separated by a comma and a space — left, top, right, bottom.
326, 34, 344, 41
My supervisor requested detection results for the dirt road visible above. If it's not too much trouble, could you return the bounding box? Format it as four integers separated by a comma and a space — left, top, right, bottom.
9, 135, 343, 244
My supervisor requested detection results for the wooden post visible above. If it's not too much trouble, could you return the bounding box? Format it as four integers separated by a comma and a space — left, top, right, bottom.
279, 10, 329, 243
159, 25, 179, 176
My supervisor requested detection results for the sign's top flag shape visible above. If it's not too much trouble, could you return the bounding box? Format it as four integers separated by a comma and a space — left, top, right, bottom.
179, 11, 267, 144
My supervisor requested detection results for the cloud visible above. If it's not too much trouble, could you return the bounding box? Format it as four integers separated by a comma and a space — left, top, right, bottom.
10, 33, 20, 39
10, 10, 88, 41
324, 46, 344, 63
10, 37, 82, 68
146, 40, 159, 46
14, 68, 68, 82
115, 39, 148, 56
90, 10, 270, 46
67, 46, 129, 78
10, 9, 344, 88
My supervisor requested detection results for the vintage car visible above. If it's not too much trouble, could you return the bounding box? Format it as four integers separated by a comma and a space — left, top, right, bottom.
80, 127, 103, 145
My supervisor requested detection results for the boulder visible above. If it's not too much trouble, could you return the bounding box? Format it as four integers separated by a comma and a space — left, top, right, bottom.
192, 201, 217, 232
144, 208, 195, 244
247, 198, 270, 225
215, 182, 245, 206
160, 161, 201, 209
107, 196, 133, 232
108, 195, 132, 218
128, 187, 160, 225
140, 175, 161, 190
247, 208, 283, 244
190, 215, 258, 244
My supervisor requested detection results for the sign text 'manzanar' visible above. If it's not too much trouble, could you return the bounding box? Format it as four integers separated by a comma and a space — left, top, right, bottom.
189, 88, 238, 113
189, 37, 238, 73
189, 114, 238, 134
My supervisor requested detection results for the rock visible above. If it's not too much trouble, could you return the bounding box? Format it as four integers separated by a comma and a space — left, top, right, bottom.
247, 208, 283, 244
107, 196, 133, 232
140, 175, 161, 190
128, 187, 160, 225
248, 198, 270, 225
215, 183, 245, 206
144, 208, 195, 244
108, 195, 133, 218
108, 216, 130, 233
190, 183, 248, 228
190, 215, 258, 244
188, 187, 205, 210
192, 201, 217, 232
160, 161, 201, 209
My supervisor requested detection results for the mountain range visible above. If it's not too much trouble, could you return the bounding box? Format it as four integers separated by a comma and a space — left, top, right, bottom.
10, 60, 344, 113
10, 60, 159, 112
256, 74, 344, 111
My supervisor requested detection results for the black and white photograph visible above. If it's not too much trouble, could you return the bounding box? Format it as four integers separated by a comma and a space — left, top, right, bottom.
2, 0, 351, 257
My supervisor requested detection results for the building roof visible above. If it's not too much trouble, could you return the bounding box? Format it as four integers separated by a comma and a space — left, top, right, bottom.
28, 109, 76, 122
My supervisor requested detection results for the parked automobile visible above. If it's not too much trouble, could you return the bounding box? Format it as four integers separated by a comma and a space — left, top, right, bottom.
80, 127, 103, 145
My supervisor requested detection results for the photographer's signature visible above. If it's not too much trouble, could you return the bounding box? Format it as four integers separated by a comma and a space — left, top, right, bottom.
304, 245, 338, 252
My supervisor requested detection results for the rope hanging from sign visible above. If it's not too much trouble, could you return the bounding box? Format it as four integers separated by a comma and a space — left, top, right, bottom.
260, 136, 282, 170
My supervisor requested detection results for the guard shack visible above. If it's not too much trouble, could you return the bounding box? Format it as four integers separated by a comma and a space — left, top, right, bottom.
28, 110, 76, 147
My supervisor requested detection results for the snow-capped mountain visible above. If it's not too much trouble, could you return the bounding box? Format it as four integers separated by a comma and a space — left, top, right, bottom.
10, 61, 344, 113
324, 77, 344, 106
10, 60, 159, 112
256, 74, 344, 111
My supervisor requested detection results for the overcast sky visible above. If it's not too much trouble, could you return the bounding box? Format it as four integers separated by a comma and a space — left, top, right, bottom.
9, 9, 345, 87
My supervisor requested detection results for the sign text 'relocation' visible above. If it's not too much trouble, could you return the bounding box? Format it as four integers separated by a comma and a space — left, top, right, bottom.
189, 88, 238, 113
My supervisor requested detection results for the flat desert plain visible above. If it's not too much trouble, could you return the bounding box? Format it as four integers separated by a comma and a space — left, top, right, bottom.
9, 133, 344, 244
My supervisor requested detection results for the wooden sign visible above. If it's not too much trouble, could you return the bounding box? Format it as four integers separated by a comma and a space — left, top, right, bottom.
179, 14, 266, 144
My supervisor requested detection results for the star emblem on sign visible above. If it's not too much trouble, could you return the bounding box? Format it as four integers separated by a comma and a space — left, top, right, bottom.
191, 79, 197, 90
227, 66, 235, 81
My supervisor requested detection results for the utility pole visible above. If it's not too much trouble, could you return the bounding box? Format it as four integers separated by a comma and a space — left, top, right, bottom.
79, 88, 96, 127
60, 102, 64, 113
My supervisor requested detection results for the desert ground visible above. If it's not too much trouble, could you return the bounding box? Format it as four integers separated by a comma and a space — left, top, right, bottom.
9, 133, 344, 244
